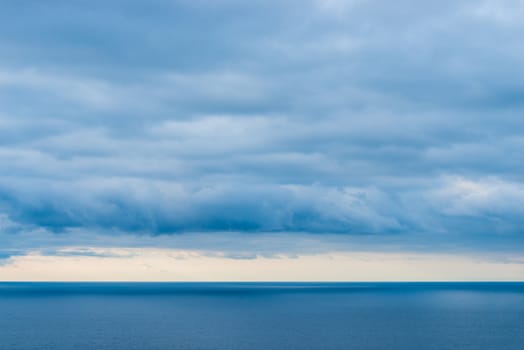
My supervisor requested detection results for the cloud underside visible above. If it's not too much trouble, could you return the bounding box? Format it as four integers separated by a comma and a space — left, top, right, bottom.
1, 177, 524, 237
0, 0, 523, 254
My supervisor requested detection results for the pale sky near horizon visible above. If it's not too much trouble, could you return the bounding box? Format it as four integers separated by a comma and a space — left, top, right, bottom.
2, 247, 523, 282
1, 0, 523, 281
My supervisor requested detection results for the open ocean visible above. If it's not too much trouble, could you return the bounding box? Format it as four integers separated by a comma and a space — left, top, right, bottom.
1, 282, 523, 350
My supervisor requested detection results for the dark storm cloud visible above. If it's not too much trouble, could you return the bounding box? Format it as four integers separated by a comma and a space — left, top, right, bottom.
0, 0, 523, 252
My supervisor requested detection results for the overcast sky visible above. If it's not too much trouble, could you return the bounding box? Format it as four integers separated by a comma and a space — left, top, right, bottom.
1, 0, 523, 280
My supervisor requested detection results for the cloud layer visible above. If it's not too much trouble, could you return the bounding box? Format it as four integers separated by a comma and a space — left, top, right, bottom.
0, 0, 523, 256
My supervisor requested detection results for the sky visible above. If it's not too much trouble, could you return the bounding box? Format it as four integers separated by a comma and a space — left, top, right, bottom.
0, 0, 523, 281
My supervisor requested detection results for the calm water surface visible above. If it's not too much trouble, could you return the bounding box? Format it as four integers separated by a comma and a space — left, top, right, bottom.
1, 282, 523, 350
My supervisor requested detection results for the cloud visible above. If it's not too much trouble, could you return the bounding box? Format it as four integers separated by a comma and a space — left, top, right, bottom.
470, 0, 524, 24
1, 174, 523, 242
0, 0, 523, 257
0, 177, 404, 234
430, 176, 524, 217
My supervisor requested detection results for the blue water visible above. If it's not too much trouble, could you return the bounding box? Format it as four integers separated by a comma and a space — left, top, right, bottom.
1, 283, 523, 350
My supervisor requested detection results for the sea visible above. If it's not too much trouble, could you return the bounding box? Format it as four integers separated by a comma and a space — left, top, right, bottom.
0, 282, 523, 350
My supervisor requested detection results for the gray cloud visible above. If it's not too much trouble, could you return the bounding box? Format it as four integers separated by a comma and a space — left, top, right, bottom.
0, 0, 523, 254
